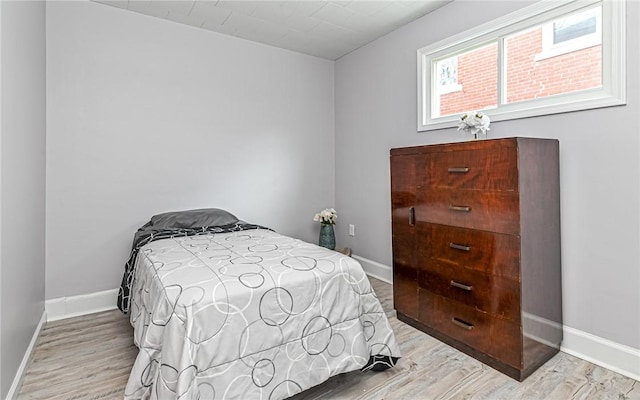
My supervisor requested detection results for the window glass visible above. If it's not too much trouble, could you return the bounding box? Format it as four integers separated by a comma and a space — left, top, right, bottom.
435, 43, 498, 118
505, 11, 602, 104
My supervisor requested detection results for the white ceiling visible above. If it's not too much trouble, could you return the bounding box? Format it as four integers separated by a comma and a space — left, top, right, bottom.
93, 1, 451, 60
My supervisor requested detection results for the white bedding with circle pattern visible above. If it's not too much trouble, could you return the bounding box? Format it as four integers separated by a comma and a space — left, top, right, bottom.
124, 228, 400, 399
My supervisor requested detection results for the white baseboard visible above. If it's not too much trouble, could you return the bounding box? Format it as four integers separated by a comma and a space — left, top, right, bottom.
6, 312, 46, 400
561, 326, 640, 381
353, 254, 392, 284
357, 256, 640, 382
45, 288, 119, 322
523, 312, 563, 348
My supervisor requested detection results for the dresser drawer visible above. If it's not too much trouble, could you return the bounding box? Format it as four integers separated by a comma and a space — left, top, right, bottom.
418, 189, 520, 235
417, 259, 520, 321
425, 146, 518, 191
418, 290, 522, 368
418, 223, 520, 280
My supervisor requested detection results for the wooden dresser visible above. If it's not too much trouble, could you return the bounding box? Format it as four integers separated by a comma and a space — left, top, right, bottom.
390, 137, 562, 381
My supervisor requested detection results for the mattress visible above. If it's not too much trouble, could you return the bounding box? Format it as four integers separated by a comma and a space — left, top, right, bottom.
123, 228, 400, 399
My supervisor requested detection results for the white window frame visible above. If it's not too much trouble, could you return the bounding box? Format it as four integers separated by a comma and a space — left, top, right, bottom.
417, 0, 626, 132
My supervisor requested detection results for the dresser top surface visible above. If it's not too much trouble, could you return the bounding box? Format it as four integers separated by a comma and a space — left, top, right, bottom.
390, 137, 558, 156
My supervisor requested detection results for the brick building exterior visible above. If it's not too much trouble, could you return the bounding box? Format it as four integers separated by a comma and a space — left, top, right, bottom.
439, 27, 602, 117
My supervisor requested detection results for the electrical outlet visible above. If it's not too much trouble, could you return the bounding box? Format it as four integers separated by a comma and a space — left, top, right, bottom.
349, 224, 355, 236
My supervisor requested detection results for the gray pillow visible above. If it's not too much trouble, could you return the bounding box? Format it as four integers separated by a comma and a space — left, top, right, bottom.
149, 208, 239, 229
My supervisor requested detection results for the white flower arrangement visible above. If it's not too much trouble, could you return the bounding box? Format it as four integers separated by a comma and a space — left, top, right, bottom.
313, 208, 337, 225
457, 111, 491, 139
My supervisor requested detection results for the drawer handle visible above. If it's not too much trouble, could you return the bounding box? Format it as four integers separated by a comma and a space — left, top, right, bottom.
449, 242, 471, 252
452, 317, 474, 330
449, 205, 471, 212
409, 206, 415, 226
448, 167, 470, 173
450, 280, 473, 291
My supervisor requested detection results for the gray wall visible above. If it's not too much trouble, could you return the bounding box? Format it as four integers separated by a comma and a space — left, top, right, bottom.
335, 1, 640, 349
46, 1, 335, 299
0, 1, 47, 397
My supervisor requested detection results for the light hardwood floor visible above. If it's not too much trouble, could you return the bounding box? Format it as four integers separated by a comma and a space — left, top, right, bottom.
17, 278, 640, 400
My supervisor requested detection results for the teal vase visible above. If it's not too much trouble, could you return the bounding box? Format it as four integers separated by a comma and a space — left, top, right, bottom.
318, 223, 336, 250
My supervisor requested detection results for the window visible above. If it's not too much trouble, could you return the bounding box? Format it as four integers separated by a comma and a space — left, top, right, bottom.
536, 6, 602, 61
417, 0, 625, 132
552, 7, 598, 44
436, 57, 461, 95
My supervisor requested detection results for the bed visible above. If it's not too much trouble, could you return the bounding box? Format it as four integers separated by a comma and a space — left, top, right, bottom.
117, 209, 401, 399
